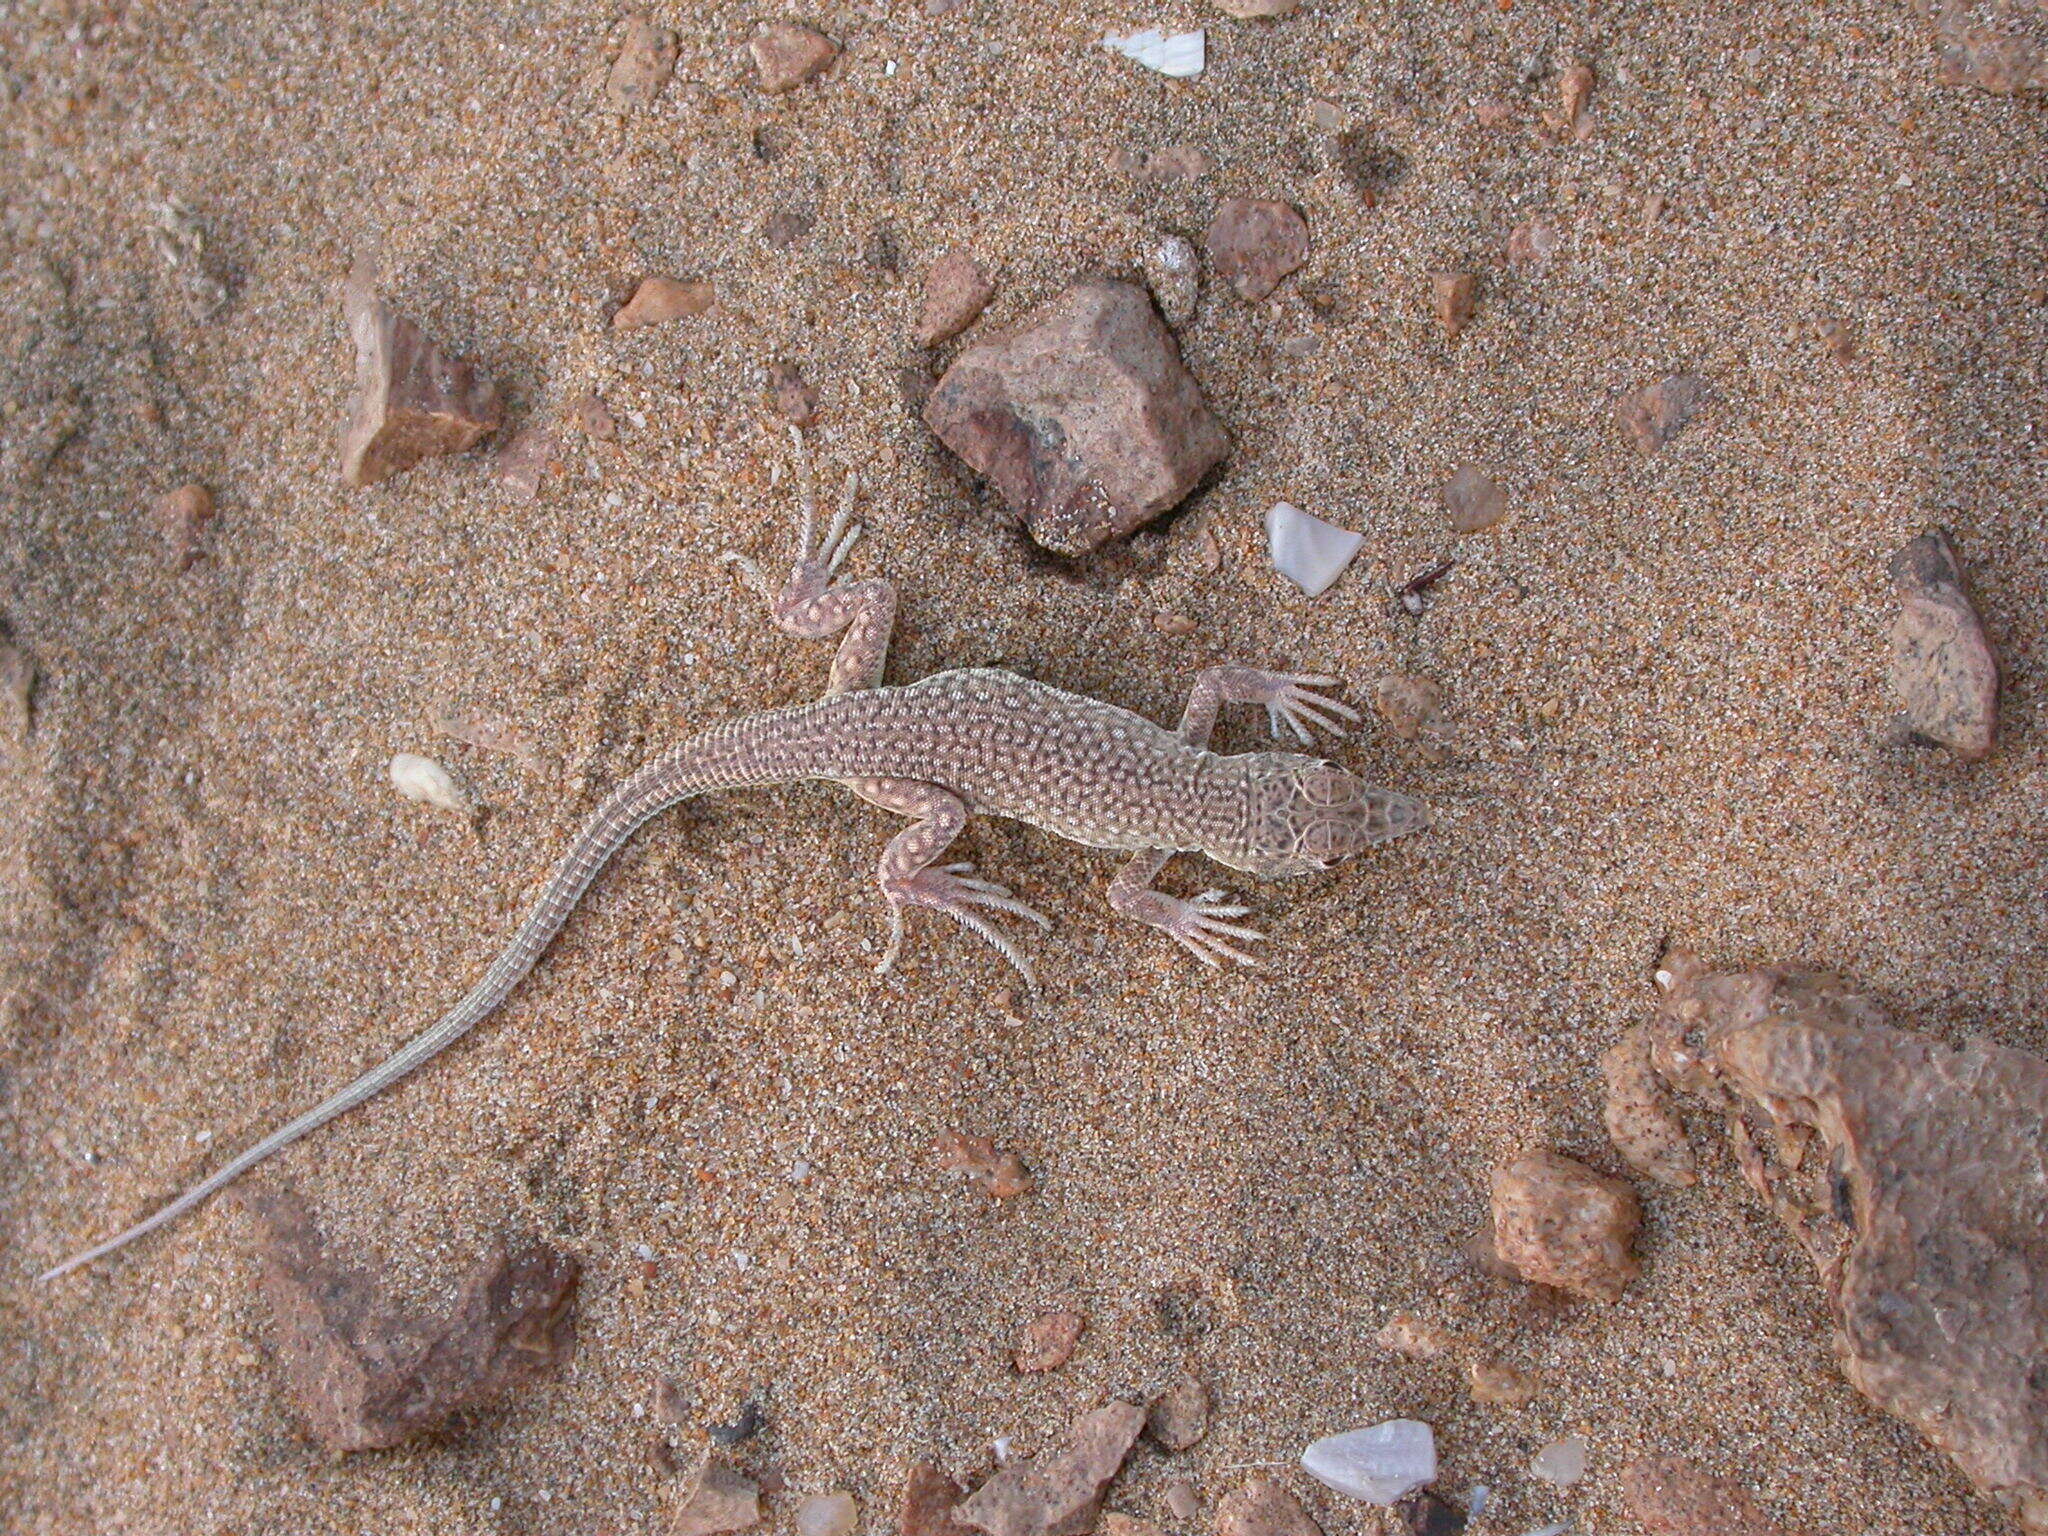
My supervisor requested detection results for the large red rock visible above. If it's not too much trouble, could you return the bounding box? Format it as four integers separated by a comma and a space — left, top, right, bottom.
1650, 953, 2048, 1533
922, 279, 1229, 555
955, 1402, 1146, 1536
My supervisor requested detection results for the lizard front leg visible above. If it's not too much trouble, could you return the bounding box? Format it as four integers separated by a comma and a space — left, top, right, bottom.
723, 427, 897, 695
1110, 666, 1359, 966
851, 777, 1052, 988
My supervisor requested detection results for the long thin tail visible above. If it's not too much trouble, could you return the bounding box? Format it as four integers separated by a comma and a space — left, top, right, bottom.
39, 731, 756, 1281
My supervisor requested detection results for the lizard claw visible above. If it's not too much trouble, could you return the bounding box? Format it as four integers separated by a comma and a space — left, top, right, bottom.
1162, 889, 1265, 967
878, 862, 1050, 987
1264, 674, 1360, 746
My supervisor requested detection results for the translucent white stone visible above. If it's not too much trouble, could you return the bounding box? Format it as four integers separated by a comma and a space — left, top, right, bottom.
388, 752, 468, 815
1299, 1419, 1436, 1505
1265, 501, 1364, 597
1102, 28, 1206, 78
1530, 1434, 1588, 1487
796, 1492, 859, 1536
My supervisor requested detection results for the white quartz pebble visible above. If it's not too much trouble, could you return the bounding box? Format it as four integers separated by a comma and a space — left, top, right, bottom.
388, 752, 469, 815
1265, 502, 1364, 597
796, 1492, 859, 1536
1300, 1420, 1436, 1505
1102, 28, 1205, 77
1530, 1435, 1588, 1487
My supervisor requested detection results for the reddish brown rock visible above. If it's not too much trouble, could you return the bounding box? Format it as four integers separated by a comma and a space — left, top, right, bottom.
1204, 198, 1309, 300
1933, 1, 2048, 92
1442, 465, 1507, 535
1601, 1024, 1697, 1187
1507, 216, 1559, 269
1216, 1474, 1321, 1536
935, 1131, 1036, 1198
1650, 953, 2048, 1533
339, 288, 503, 488
1144, 1371, 1210, 1450
956, 1402, 1147, 1536
1618, 374, 1707, 455
923, 278, 1229, 555
153, 483, 215, 570
902, 1463, 980, 1536
613, 276, 716, 331
1432, 272, 1476, 336
672, 1463, 764, 1536
1014, 1310, 1085, 1373
245, 1188, 577, 1453
750, 22, 837, 94
1620, 1455, 1790, 1536
1490, 1151, 1641, 1303
608, 14, 677, 111
1888, 525, 2000, 761
916, 252, 995, 347
1464, 1355, 1540, 1409
571, 389, 617, 441
767, 361, 820, 425
492, 420, 558, 501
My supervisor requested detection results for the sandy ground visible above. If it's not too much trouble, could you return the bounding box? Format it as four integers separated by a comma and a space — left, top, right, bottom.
2, 2, 2044, 1533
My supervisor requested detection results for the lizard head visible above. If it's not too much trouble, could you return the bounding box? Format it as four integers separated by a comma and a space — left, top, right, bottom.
1219, 756, 1428, 877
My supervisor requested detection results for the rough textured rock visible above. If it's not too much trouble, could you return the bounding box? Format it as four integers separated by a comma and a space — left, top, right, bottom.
1442, 465, 1507, 534
154, 483, 216, 570
902, 1463, 979, 1536
607, 14, 677, 110
935, 1131, 1035, 1197
1014, 1310, 1085, 1373
671, 1463, 763, 1536
956, 1402, 1146, 1536
1144, 1371, 1210, 1450
923, 279, 1230, 554
1650, 952, 2048, 1533
1600, 1024, 1697, 1187
571, 389, 616, 440
613, 276, 716, 330
1204, 198, 1309, 300
1618, 374, 1707, 455
750, 22, 837, 94
492, 420, 558, 501
339, 287, 503, 488
1620, 1455, 1791, 1536
1464, 1355, 1540, 1408
1489, 1151, 1641, 1303
1887, 525, 1999, 760
245, 1188, 578, 1453
916, 252, 995, 347
1394, 1490, 1466, 1536
1372, 674, 1455, 764
1933, 1, 2048, 91
1216, 1474, 1322, 1536
1143, 234, 1200, 326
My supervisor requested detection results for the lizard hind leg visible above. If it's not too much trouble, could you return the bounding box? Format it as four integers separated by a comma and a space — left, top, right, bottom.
853, 778, 1052, 989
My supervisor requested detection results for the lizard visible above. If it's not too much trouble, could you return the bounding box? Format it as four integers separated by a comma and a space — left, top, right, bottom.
40, 431, 1426, 1281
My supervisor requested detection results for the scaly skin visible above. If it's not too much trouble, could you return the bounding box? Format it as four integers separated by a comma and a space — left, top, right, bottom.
40, 432, 1425, 1280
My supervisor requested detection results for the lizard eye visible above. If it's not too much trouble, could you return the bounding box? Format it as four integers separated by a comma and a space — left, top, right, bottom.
1298, 766, 1354, 808
1299, 822, 1340, 862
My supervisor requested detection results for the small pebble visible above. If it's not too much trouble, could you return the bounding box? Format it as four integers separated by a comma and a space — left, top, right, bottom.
154, 483, 216, 570
1300, 1421, 1436, 1506
1442, 465, 1508, 534
1265, 502, 1362, 597
1103, 29, 1205, 78
796, 1491, 859, 1536
1153, 611, 1198, 638
388, 753, 468, 816
1206, 198, 1310, 300
1165, 1479, 1201, 1521
607, 14, 677, 111
1820, 318, 1857, 361
1530, 1435, 1588, 1488
751, 22, 837, 93
1145, 1371, 1211, 1451
1508, 216, 1559, 268
1014, 1310, 1085, 1373
1144, 234, 1200, 326
915, 252, 995, 347
612, 276, 715, 330
1432, 272, 1476, 336
767, 361, 820, 425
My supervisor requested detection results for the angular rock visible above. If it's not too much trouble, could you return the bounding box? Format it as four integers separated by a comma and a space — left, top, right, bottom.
613, 276, 716, 331
1143, 234, 1200, 327
608, 14, 677, 111
1650, 952, 2048, 1534
923, 279, 1229, 555
1217, 1476, 1321, 1536
245, 1188, 578, 1453
493, 420, 558, 501
1205, 198, 1309, 300
902, 1463, 980, 1536
1620, 1456, 1790, 1536
1600, 1024, 1696, 1187
1618, 374, 1707, 456
1442, 465, 1507, 535
751, 22, 837, 94
956, 1402, 1146, 1536
1490, 1151, 1641, 1303
1144, 1371, 1210, 1450
1301, 1421, 1436, 1505
672, 1463, 764, 1536
797, 1492, 859, 1536
1529, 1435, 1587, 1487
1014, 1310, 1085, 1373
340, 288, 503, 488
1371, 675, 1455, 763
1887, 525, 1999, 761
153, 483, 216, 571
1164, 1479, 1200, 1522
1432, 272, 1476, 337
916, 252, 995, 347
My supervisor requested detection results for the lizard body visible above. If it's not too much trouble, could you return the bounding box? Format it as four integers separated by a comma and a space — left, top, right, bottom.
41, 436, 1424, 1281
